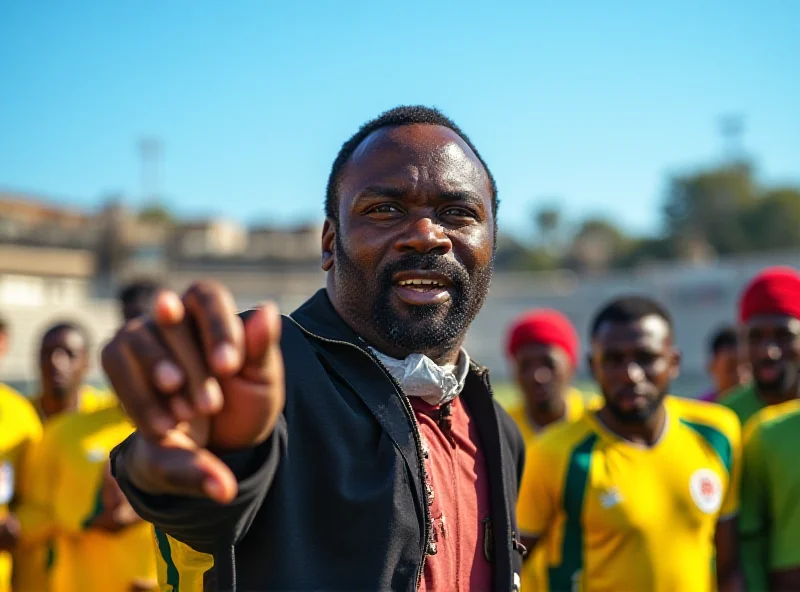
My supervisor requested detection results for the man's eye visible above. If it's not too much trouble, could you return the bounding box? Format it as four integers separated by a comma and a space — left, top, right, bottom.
442, 207, 476, 218
370, 204, 401, 214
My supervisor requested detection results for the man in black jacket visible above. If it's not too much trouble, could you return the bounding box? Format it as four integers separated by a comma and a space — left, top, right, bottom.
104, 106, 526, 591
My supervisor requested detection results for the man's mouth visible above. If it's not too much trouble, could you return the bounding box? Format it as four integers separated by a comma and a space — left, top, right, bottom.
755, 361, 783, 383
392, 272, 452, 305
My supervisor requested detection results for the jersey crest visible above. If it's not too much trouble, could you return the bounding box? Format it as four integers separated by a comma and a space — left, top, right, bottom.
689, 468, 723, 514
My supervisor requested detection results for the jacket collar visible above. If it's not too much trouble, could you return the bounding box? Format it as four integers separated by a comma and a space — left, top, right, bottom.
289, 289, 365, 346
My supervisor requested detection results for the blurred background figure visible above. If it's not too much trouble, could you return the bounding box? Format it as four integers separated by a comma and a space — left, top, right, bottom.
505, 309, 596, 592
118, 280, 161, 323
721, 267, 800, 426
12, 321, 111, 591
0, 378, 40, 592
33, 322, 110, 420
740, 397, 800, 591
0, 318, 9, 367
699, 325, 749, 403
506, 309, 591, 439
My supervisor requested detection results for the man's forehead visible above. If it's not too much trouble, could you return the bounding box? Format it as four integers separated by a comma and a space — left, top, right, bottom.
594, 315, 671, 346
44, 328, 85, 349
746, 313, 800, 332
344, 124, 489, 187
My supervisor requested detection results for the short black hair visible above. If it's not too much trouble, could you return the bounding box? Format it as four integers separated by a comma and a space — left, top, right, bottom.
325, 105, 498, 222
0, 316, 8, 334
40, 321, 91, 352
709, 325, 738, 355
590, 295, 674, 339
118, 279, 162, 306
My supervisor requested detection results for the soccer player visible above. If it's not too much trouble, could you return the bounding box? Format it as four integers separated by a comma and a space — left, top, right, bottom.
518, 296, 741, 592
16, 397, 157, 591
12, 321, 112, 591
0, 383, 41, 592
32, 322, 110, 420
506, 309, 592, 440
698, 325, 748, 402
721, 266, 800, 425
739, 398, 800, 591
505, 309, 595, 591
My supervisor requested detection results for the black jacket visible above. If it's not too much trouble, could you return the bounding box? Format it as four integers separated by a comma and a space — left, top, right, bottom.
112, 289, 526, 591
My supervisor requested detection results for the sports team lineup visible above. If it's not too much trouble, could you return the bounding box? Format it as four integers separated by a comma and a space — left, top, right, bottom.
0, 107, 798, 592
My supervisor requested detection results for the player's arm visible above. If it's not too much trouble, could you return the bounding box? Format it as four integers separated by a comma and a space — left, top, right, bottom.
104, 283, 286, 553
516, 441, 556, 562
715, 518, 742, 592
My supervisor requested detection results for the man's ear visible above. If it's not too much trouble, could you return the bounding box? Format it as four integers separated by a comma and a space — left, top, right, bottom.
670, 348, 682, 381
321, 218, 335, 272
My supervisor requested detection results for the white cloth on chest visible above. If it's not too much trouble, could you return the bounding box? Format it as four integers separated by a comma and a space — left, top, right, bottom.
370, 348, 471, 406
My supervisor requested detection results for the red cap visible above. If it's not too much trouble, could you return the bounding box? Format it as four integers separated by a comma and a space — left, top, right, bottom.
506, 309, 579, 368
739, 266, 800, 323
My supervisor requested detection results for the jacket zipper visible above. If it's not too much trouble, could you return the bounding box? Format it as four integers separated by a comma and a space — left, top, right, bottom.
286, 317, 431, 589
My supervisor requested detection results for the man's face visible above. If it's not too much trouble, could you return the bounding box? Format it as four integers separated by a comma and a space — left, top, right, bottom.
513, 343, 573, 414
590, 315, 678, 424
744, 314, 800, 394
40, 328, 88, 398
324, 124, 495, 361
709, 345, 747, 394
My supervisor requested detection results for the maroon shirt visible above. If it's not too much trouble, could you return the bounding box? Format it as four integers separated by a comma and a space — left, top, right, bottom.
411, 396, 493, 591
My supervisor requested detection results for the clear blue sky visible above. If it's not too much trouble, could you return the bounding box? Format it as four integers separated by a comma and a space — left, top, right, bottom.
1, 1, 798, 239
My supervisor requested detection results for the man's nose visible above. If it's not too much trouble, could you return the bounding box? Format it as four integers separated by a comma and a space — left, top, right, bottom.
394, 216, 452, 255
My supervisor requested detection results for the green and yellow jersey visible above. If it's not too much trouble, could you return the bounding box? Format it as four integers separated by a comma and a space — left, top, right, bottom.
719, 383, 765, 426
0, 384, 42, 592
154, 529, 215, 592
739, 398, 800, 591
18, 405, 156, 592
509, 388, 597, 592
13, 384, 117, 592
518, 396, 741, 592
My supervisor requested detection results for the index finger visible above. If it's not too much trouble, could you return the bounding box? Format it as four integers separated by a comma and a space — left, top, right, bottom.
182, 281, 245, 378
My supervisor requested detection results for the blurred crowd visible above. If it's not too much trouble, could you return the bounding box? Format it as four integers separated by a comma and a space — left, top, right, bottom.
0, 265, 799, 591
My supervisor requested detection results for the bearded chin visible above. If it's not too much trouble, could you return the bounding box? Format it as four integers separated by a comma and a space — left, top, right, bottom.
333, 234, 493, 357
606, 390, 667, 425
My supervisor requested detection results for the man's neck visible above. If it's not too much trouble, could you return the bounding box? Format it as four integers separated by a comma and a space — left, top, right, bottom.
596, 404, 667, 447
527, 395, 568, 429
39, 390, 80, 419
756, 380, 800, 406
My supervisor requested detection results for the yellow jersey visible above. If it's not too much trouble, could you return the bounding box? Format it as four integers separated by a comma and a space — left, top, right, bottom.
518, 396, 741, 592
507, 388, 597, 444
20, 405, 157, 592
0, 384, 42, 592
13, 384, 116, 592
509, 388, 596, 592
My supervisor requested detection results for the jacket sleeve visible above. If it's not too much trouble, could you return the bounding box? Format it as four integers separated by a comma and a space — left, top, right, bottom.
111, 414, 287, 553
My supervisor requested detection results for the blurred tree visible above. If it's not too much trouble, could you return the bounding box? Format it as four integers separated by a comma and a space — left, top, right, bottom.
138, 202, 173, 225
662, 163, 757, 256
534, 206, 562, 248
741, 187, 800, 251
494, 233, 559, 271
566, 218, 633, 272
